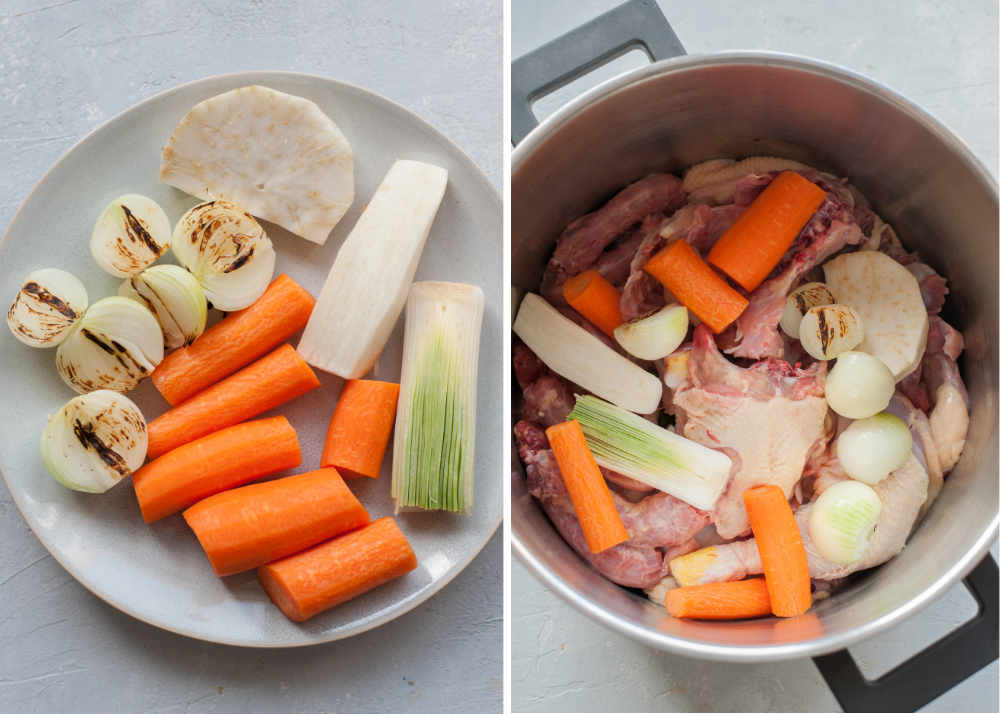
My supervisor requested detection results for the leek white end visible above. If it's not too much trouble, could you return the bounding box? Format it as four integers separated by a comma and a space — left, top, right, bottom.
392, 281, 483, 513
298, 159, 448, 379
567, 394, 731, 510
41, 390, 147, 493
808, 480, 882, 565
513, 293, 662, 414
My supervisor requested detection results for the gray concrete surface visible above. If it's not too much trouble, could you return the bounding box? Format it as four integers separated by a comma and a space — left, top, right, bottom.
512, 1, 998, 712
0, 1, 500, 713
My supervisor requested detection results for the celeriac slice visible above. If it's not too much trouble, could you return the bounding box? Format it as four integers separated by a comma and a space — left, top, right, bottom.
392, 281, 484, 513
513, 293, 662, 414
298, 159, 448, 379
160, 85, 354, 244
823, 250, 928, 380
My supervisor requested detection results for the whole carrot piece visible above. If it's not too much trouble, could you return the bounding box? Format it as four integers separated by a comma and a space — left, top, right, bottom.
320, 379, 400, 479
644, 239, 748, 333
743, 484, 812, 617
562, 269, 624, 338
146, 343, 320, 459
184, 467, 369, 577
258, 517, 418, 622
665, 578, 772, 620
133, 416, 301, 523
545, 420, 629, 553
152, 274, 316, 405
708, 171, 827, 292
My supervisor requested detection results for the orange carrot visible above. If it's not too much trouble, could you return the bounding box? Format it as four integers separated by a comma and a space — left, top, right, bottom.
665, 578, 772, 620
152, 274, 315, 405
133, 416, 301, 523
562, 269, 625, 337
708, 171, 827, 292
258, 517, 417, 622
320, 379, 400, 479
644, 239, 749, 333
743, 484, 812, 617
146, 343, 320, 459
183, 467, 369, 577
545, 420, 629, 553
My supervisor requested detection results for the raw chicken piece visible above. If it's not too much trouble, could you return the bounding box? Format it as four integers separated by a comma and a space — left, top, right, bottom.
672, 326, 829, 538
594, 227, 647, 287
539, 174, 685, 304
679, 453, 929, 584
886, 393, 944, 514
906, 262, 949, 315
521, 375, 575, 428
923, 353, 969, 473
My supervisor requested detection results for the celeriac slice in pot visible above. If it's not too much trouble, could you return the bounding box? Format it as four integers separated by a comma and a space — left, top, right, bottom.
41, 389, 147, 493
7, 268, 88, 347
160, 85, 354, 244
90, 194, 171, 278
297, 159, 448, 379
823, 250, 928, 380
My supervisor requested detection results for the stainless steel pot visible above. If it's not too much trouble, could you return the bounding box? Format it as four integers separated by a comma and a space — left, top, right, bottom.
511, 0, 998, 696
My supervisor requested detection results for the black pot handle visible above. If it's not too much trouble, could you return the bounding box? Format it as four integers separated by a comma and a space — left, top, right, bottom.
511, 0, 686, 145
813, 553, 998, 712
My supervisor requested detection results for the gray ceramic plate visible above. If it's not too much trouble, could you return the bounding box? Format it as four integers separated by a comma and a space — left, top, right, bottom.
0, 71, 502, 647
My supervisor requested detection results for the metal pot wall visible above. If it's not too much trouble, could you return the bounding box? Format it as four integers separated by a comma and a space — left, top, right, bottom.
511, 1, 997, 705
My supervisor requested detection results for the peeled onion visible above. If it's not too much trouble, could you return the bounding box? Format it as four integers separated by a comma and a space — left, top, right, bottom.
91, 194, 171, 278
6, 268, 88, 347
614, 304, 689, 361
780, 282, 835, 338
56, 297, 164, 394
836, 412, 912, 485
798, 304, 864, 361
119, 265, 207, 349
40, 389, 147, 493
825, 351, 895, 419
171, 201, 275, 311
808, 480, 882, 565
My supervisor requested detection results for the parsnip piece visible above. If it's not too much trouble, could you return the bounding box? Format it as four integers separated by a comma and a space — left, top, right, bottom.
297, 160, 448, 378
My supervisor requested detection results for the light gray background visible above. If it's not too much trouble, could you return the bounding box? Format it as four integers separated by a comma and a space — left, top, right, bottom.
0, 1, 500, 713
512, 1, 998, 712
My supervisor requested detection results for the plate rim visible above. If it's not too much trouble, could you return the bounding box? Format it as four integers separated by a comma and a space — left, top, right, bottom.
0, 69, 502, 648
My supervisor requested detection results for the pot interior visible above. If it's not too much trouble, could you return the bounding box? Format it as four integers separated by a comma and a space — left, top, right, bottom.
511, 56, 998, 658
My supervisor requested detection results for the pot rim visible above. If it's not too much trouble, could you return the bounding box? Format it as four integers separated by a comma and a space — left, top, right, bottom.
511, 50, 999, 661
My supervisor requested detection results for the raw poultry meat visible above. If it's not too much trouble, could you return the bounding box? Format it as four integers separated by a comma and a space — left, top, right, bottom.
672, 326, 829, 538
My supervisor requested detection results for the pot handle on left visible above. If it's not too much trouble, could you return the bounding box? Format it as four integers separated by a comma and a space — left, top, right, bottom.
511, 0, 686, 145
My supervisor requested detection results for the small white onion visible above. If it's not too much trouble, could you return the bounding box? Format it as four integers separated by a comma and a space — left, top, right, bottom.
56, 297, 164, 394
825, 351, 895, 419
40, 389, 147, 493
808, 480, 882, 565
614, 304, 689, 361
836, 412, 912, 485
91, 194, 171, 278
171, 201, 275, 311
119, 265, 207, 349
799, 304, 864, 361
780, 282, 836, 338
6, 268, 88, 347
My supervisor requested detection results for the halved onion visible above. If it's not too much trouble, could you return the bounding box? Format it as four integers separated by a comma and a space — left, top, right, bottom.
171, 201, 275, 311
798, 304, 864, 361
808, 480, 882, 565
780, 282, 835, 338
41, 389, 147, 493
614, 304, 689, 361
119, 265, 207, 349
825, 351, 894, 419
56, 297, 164, 394
91, 194, 171, 278
836, 412, 912, 485
6, 268, 88, 347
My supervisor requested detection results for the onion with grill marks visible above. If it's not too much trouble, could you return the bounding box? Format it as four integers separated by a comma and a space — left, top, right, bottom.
6, 268, 88, 347
91, 194, 171, 278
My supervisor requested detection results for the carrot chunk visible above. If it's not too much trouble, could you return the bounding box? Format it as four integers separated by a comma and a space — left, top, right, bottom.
258, 517, 417, 622
707, 171, 827, 292
152, 274, 315, 405
562, 269, 625, 337
665, 578, 772, 620
133, 416, 301, 523
183, 467, 369, 577
146, 343, 320, 459
545, 420, 629, 553
743, 484, 812, 617
320, 379, 400, 479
